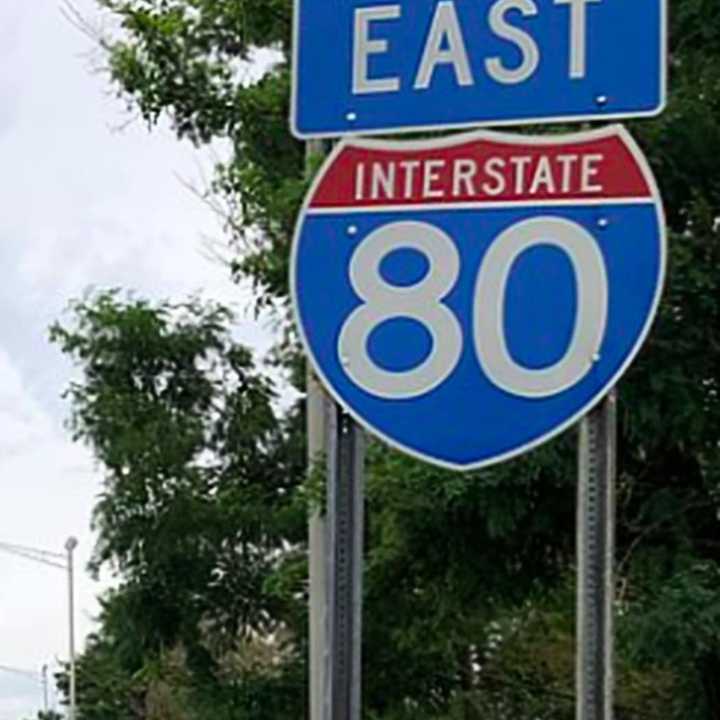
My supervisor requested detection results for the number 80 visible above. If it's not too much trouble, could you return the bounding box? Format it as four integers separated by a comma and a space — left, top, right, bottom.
338, 217, 608, 400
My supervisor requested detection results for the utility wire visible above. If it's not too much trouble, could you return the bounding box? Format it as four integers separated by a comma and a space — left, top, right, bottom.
0, 541, 66, 560
0, 664, 39, 680
0, 542, 67, 570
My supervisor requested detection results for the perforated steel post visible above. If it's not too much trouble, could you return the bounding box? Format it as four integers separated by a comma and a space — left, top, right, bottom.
307, 137, 329, 720
325, 403, 365, 720
577, 389, 617, 720
308, 368, 329, 720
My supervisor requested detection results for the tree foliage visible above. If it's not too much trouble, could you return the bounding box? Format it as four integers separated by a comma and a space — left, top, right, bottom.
51, 293, 307, 717
51, 0, 720, 717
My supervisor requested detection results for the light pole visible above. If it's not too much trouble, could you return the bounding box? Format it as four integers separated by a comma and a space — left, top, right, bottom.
42, 664, 49, 714
0, 537, 79, 719
65, 537, 78, 720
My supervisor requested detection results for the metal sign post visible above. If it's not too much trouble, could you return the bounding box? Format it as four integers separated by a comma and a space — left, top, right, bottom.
325, 404, 365, 720
577, 389, 617, 720
306, 139, 365, 720
307, 367, 329, 720
306, 137, 330, 720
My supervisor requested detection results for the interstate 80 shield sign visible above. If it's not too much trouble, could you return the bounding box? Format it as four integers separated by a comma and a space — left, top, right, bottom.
291, 126, 666, 470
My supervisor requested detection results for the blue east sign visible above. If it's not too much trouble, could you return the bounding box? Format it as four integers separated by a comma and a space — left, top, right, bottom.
291, 0, 666, 138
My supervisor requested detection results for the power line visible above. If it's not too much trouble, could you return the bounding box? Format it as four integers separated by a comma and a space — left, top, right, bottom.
0, 540, 66, 560
0, 664, 39, 680
0, 541, 67, 570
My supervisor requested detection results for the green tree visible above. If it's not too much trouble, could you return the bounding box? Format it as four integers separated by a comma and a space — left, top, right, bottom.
51, 292, 307, 718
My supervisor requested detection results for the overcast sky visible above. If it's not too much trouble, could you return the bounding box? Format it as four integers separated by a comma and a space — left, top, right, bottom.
0, 2, 274, 717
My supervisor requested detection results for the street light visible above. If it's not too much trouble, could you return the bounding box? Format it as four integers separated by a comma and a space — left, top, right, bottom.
65, 537, 78, 720
42, 664, 49, 714
0, 537, 79, 719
